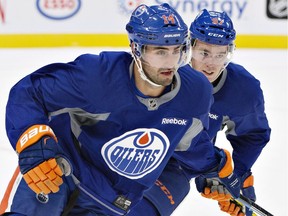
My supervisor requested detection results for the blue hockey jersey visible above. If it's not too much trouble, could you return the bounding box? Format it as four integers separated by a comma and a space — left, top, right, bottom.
6, 51, 220, 215
207, 62, 271, 177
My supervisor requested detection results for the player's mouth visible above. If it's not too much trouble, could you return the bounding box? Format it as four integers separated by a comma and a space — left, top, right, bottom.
160, 70, 174, 77
202, 70, 214, 76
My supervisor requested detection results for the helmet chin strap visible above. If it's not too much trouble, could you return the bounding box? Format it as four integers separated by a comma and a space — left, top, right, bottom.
132, 53, 163, 88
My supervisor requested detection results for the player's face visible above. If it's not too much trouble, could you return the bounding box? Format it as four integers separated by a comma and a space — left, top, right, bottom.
140, 45, 182, 86
191, 40, 229, 83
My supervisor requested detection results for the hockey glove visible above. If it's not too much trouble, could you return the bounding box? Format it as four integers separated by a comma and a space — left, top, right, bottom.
218, 199, 245, 216
16, 125, 65, 195
218, 172, 256, 216
197, 177, 232, 201
241, 172, 256, 216
195, 148, 240, 201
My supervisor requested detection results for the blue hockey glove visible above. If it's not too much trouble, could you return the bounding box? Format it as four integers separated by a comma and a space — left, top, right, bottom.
241, 172, 256, 216
218, 172, 256, 216
16, 125, 67, 195
195, 148, 241, 201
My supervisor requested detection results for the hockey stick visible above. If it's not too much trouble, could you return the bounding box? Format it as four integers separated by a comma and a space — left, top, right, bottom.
234, 194, 273, 216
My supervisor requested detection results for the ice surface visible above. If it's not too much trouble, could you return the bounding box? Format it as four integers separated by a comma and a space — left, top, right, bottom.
0, 47, 287, 215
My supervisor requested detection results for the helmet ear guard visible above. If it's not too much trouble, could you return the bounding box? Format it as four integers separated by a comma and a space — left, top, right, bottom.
179, 39, 192, 67
130, 42, 142, 58
227, 43, 236, 59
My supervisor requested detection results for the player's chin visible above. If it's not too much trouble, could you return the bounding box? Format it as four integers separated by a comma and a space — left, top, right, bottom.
160, 77, 174, 86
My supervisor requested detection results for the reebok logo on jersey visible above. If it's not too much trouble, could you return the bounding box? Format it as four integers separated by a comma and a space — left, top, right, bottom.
161, 118, 187, 125
209, 113, 219, 120
101, 128, 170, 179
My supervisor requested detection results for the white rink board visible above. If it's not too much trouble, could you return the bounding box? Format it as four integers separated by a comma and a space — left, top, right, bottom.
0, 0, 286, 35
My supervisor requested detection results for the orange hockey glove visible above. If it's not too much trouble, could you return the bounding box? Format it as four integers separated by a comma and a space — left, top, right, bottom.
219, 199, 245, 216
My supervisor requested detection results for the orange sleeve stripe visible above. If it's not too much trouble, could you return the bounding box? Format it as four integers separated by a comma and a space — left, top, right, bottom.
16, 125, 57, 153
243, 175, 254, 188
218, 149, 233, 178
0, 166, 20, 214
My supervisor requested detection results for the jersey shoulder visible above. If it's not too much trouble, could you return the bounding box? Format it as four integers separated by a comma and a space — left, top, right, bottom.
74, 51, 132, 73
179, 65, 212, 92
227, 62, 261, 87
75, 51, 134, 104
72, 51, 132, 84
178, 65, 213, 115
226, 62, 263, 95
221, 62, 266, 111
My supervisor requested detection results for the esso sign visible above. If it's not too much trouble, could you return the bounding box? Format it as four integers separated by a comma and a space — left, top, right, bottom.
36, 0, 81, 20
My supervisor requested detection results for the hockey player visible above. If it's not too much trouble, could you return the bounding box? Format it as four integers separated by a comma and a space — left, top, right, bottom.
189, 9, 271, 216
130, 9, 271, 216
0, 4, 241, 216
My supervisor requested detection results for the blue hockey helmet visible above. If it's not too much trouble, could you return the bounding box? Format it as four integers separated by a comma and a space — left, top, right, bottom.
126, 3, 189, 56
190, 9, 236, 46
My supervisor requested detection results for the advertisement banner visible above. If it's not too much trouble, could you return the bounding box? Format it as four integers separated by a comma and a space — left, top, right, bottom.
0, 0, 287, 48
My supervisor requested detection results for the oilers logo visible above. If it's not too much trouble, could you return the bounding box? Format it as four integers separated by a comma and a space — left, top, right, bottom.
101, 128, 170, 179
